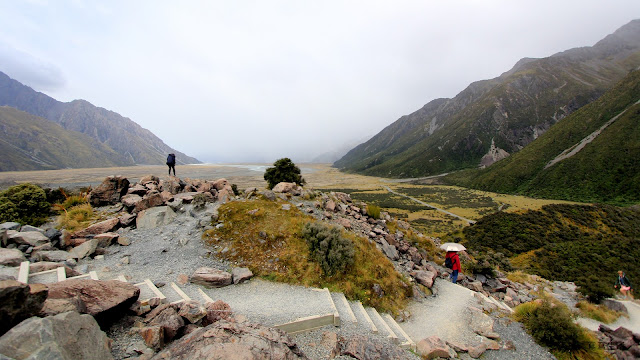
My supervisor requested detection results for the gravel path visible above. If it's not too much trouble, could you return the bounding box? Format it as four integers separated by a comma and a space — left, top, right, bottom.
482, 318, 555, 360
578, 299, 640, 333
400, 278, 480, 346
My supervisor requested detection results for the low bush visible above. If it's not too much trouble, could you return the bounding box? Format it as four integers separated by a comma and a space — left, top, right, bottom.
302, 222, 355, 276
0, 183, 51, 226
513, 299, 608, 359
263, 158, 306, 190
61, 195, 88, 210
366, 204, 381, 220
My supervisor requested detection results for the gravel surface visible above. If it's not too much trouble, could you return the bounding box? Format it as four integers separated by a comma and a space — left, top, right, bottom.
482, 317, 555, 360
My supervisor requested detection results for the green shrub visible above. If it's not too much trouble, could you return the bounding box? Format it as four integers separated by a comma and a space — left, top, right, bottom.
366, 204, 381, 219
264, 158, 306, 190
0, 183, 51, 226
231, 184, 240, 196
301, 222, 355, 276
577, 275, 615, 304
514, 300, 603, 358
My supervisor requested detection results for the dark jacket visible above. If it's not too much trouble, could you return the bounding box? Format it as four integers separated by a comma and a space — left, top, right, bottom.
615, 274, 632, 288
446, 251, 461, 271
166, 154, 176, 165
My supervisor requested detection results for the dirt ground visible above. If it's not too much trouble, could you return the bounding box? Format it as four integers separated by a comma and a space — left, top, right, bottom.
0, 163, 383, 192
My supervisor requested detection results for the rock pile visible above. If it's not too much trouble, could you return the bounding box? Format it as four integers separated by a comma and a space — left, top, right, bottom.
598, 324, 640, 360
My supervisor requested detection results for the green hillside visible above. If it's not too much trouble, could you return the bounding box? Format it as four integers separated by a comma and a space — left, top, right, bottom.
335, 20, 640, 178
447, 69, 640, 205
454, 203, 640, 300
0, 106, 122, 171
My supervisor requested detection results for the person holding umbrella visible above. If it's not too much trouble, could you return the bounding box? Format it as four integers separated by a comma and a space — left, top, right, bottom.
440, 243, 465, 284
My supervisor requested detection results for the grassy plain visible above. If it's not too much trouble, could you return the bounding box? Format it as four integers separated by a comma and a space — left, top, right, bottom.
1, 163, 579, 237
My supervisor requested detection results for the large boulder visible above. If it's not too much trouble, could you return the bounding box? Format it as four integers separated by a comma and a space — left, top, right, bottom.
0, 248, 26, 267
469, 306, 499, 339
8, 231, 50, 247
150, 319, 306, 359
68, 239, 99, 259
148, 306, 185, 342
137, 206, 177, 230
178, 301, 207, 324
121, 193, 143, 209
31, 250, 72, 262
0, 280, 48, 336
134, 191, 165, 213
0, 311, 113, 360
190, 267, 232, 288
412, 270, 437, 289
88, 175, 130, 206
73, 218, 120, 238
416, 336, 455, 359
272, 182, 298, 193
231, 267, 254, 284
336, 334, 409, 360
42, 279, 139, 325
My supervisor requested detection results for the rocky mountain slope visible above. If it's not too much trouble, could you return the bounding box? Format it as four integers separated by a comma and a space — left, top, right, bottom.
0, 106, 125, 171
446, 69, 640, 204
335, 19, 640, 178
0, 71, 199, 169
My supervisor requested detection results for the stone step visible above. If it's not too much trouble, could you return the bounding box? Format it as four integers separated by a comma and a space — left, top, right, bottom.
351, 301, 377, 334
382, 314, 416, 350
366, 307, 398, 343
331, 292, 357, 324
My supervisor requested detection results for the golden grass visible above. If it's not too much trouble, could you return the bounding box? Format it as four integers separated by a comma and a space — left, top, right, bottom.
57, 204, 95, 232
576, 301, 624, 324
203, 199, 412, 314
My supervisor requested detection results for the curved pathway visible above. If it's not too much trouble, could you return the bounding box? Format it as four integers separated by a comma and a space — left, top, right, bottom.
383, 186, 476, 224
577, 300, 640, 333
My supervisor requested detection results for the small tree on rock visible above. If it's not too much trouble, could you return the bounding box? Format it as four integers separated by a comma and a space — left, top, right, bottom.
264, 158, 306, 190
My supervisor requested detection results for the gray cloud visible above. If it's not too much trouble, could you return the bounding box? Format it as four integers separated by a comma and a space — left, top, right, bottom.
0, 42, 66, 92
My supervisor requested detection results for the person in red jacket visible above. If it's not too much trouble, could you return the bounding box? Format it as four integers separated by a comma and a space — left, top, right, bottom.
446, 251, 461, 284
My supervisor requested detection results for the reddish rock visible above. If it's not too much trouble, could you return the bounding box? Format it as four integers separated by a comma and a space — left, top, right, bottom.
417, 336, 454, 359
66, 237, 88, 247
202, 300, 232, 326
140, 175, 160, 185
151, 319, 306, 359
73, 218, 120, 237
177, 274, 189, 285
161, 177, 184, 195
127, 184, 148, 195
190, 267, 232, 288
272, 182, 298, 193
0, 280, 48, 336
412, 270, 437, 288
88, 176, 130, 206
134, 191, 164, 213
178, 300, 207, 324
121, 193, 143, 209
160, 191, 174, 203
212, 178, 230, 191
119, 213, 136, 227
94, 232, 119, 247
337, 218, 352, 229
148, 306, 185, 342
337, 334, 409, 359
29, 262, 81, 277
42, 279, 140, 325
141, 325, 164, 350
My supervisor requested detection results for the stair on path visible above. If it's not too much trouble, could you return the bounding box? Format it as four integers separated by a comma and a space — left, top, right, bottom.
12, 261, 415, 351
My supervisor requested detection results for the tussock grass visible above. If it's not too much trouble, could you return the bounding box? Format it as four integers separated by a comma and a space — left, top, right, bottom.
60, 195, 88, 209
576, 301, 624, 324
57, 204, 95, 232
203, 199, 412, 313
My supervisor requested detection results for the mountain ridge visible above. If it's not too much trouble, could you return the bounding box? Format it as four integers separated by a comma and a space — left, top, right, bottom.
0, 71, 199, 169
334, 19, 640, 178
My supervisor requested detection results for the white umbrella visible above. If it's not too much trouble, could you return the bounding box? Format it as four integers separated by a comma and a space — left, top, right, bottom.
439, 242, 466, 252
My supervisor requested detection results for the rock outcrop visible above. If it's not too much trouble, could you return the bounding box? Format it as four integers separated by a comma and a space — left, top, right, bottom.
0, 280, 48, 336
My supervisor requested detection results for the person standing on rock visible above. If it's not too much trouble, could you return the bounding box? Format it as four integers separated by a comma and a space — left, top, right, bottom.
615, 270, 634, 300
446, 251, 461, 284
166, 153, 176, 176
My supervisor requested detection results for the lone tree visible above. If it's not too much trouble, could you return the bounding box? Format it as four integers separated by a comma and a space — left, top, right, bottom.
264, 158, 306, 190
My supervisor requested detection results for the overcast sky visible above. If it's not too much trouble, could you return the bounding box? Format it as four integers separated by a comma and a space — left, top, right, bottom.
0, 1, 639, 163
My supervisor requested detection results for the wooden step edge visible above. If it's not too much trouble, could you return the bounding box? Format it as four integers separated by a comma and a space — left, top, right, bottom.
18, 261, 29, 284
170, 282, 192, 302
354, 301, 377, 334
383, 313, 415, 348
336, 293, 357, 323
197, 288, 214, 303
57, 267, 66, 282
29, 268, 59, 277
323, 288, 340, 326
369, 308, 398, 343
274, 313, 335, 335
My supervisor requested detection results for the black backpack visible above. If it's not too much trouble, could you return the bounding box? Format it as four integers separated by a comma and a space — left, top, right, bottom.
445, 257, 453, 269
166, 154, 175, 165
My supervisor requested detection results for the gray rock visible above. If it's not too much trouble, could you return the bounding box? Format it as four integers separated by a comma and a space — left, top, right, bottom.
601, 299, 628, 314
381, 243, 399, 261
469, 306, 499, 339
0, 248, 26, 267
0, 311, 113, 360
0, 222, 21, 231
190, 267, 232, 288
44, 228, 62, 241
137, 206, 177, 230
413, 270, 437, 289
20, 225, 44, 234
337, 334, 410, 360
259, 190, 276, 201
8, 231, 50, 247
32, 250, 72, 262
231, 267, 254, 284
467, 280, 484, 292
69, 239, 99, 259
